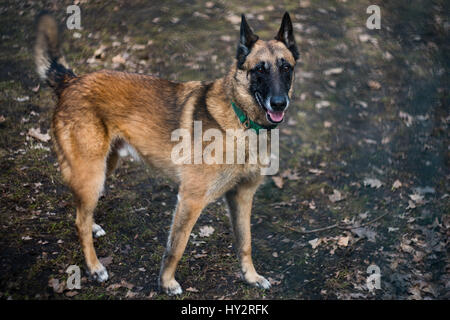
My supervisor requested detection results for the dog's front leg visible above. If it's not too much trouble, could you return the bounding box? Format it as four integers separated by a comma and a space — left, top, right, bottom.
159, 192, 205, 295
225, 178, 271, 290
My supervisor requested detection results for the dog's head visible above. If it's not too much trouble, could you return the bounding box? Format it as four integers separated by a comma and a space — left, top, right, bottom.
232, 12, 299, 126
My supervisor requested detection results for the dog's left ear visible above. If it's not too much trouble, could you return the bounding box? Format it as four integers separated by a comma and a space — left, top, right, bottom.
236, 14, 259, 69
275, 12, 299, 61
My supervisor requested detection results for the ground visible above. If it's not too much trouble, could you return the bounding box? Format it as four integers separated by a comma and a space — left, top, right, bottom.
0, 0, 448, 300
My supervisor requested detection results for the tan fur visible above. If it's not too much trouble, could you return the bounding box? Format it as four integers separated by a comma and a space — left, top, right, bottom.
38, 15, 297, 294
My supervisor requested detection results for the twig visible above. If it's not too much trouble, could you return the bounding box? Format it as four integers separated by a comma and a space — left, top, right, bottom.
284, 223, 338, 234
338, 211, 389, 230
284, 212, 389, 234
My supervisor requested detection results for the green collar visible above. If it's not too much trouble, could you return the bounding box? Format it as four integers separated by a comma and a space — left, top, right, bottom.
231, 101, 277, 134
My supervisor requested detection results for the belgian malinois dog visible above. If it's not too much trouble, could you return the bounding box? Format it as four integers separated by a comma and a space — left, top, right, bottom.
34, 11, 298, 295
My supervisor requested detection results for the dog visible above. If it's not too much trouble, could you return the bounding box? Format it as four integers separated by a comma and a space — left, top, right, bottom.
34, 11, 298, 295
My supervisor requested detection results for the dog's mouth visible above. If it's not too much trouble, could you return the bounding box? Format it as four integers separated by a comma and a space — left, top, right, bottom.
255, 92, 285, 124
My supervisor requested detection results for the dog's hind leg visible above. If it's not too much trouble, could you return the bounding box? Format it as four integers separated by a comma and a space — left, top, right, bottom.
71, 159, 108, 282
225, 177, 271, 290
53, 116, 111, 282
159, 188, 206, 295
91, 142, 121, 238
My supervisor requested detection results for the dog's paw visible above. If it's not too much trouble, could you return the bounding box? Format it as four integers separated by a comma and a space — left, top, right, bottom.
89, 264, 109, 283
243, 272, 271, 290
92, 223, 106, 238
161, 279, 183, 296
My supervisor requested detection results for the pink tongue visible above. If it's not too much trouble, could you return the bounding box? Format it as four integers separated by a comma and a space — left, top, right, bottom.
268, 110, 285, 122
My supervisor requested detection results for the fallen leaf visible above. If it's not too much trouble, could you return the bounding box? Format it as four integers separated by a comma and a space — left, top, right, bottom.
406, 200, 416, 210
16, 96, 29, 102
399, 111, 414, 127
65, 291, 78, 297
315, 100, 331, 109
48, 278, 65, 293
351, 227, 377, 242
93, 44, 107, 59
323, 121, 332, 128
323, 67, 343, 76
337, 235, 350, 247
329, 189, 345, 203
367, 80, 381, 90
125, 290, 137, 298
272, 176, 284, 189
112, 54, 126, 64
226, 14, 241, 24
199, 225, 214, 238
131, 44, 146, 50
281, 169, 300, 180
363, 178, 383, 189
392, 180, 402, 190
186, 287, 199, 293
268, 277, 282, 286
99, 256, 113, 267
308, 168, 324, 175
308, 238, 322, 249
400, 243, 415, 254
409, 193, 424, 204
28, 128, 51, 142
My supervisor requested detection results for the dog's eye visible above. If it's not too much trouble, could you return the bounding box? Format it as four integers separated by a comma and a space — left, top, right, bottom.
282, 65, 291, 72
256, 65, 265, 73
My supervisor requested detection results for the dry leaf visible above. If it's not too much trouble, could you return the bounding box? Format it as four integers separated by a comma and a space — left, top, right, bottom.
363, 178, 383, 189
337, 235, 350, 247
367, 80, 381, 90
65, 291, 79, 297
28, 128, 51, 142
409, 193, 424, 204
199, 225, 214, 237
399, 111, 413, 127
315, 100, 331, 109
272, 176, 284, 189
309, 238, 322, 249
99, 256, 113, 267
281, 169, 300, 180
392, 180, 402, 190
329, 189, 344, 203
48, 278, 65, 293
308, 168, 324, 175
186, 287, 199, 293
112, 54, 126, 64
323, 67, 343, 76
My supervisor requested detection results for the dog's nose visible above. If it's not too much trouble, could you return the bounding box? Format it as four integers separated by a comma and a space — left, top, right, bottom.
270, 96, 287, 111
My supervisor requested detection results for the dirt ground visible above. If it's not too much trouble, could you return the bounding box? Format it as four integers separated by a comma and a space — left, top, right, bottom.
0, 0, 448, 300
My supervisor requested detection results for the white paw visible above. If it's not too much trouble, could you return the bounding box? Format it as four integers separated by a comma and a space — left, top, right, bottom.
90, 264, 109, 283
92, 223, 106, 238
244, 273, 271, 290
162, 279, 183, 296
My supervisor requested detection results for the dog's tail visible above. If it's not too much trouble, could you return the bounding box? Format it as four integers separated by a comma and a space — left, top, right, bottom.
34, 12, 76, 94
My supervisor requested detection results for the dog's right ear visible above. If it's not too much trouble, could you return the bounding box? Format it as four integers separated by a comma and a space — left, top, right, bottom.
236, 14, 259, 69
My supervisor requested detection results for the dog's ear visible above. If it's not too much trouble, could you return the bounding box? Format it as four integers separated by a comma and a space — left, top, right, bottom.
275, 12, 299, 60
236, 14, 259, 69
